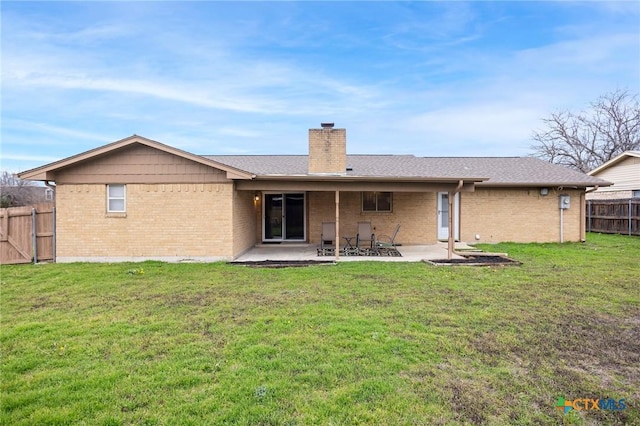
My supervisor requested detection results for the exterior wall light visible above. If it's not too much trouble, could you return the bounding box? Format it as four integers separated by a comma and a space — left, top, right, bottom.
540, 188, 549, 196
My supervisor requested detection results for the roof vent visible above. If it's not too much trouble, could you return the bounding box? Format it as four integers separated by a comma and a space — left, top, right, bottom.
321, 122, 335, 128
346, 165, 353, 171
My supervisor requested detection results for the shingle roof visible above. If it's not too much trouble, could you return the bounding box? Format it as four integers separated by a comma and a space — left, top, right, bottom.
417, 157, 608, 186
204, 154, 609, 186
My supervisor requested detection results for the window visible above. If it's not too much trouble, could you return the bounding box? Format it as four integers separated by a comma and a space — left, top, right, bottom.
107, 184, 126, 212
362, 192, 392, 212
633, 190, 640, 199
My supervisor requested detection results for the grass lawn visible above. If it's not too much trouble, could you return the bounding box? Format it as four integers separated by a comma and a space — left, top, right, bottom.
1, 233, 638, 425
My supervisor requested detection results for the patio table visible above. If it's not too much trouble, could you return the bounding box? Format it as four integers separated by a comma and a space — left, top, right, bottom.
342, 236, 359, 255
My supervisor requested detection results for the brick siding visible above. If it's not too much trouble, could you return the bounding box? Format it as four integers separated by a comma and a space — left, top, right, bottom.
460, 188, 584, 243
307, 191, 436, 244
56, 183, 237, 261
233, 189, 259, 255
308, 128, 347, 174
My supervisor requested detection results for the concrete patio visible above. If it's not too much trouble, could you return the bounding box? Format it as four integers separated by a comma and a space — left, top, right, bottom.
233, 242, 476, 263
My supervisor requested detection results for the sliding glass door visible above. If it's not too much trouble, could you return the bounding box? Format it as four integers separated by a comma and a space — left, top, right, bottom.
263, 193, 306, 241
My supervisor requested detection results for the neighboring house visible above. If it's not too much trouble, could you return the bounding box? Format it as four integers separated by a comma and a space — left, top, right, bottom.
587, 151, 640, 200
0, 185, 54, 207
19, 124, 610, 262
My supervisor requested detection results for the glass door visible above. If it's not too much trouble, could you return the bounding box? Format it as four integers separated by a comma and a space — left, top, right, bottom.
437, 192, 459, 240
284, 193, 305, 239
264, 194, 283, 240
263, 193, 306, 241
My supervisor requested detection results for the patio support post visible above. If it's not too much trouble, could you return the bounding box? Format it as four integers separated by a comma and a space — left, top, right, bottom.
448, 180, 463, 259
335, 190, 340, 261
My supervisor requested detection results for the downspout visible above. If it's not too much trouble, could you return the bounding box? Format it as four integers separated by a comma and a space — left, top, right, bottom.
448, 180, 464, 260
335, 190, 340, 261
583, 186, 599, 241
560, 205, 564, 243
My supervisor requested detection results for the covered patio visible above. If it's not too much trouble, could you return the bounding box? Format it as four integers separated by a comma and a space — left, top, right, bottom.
233, 242, 475, 263
240, 181, 482, 260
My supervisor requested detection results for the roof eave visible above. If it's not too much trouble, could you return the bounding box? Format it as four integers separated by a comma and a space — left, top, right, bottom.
588, 151, 640, 176
477, 181, 613, 188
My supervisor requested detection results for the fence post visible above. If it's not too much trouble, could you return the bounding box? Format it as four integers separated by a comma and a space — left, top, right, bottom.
52, 207, 56, 262
32, 208, 37, 264
630, 199, 633, 236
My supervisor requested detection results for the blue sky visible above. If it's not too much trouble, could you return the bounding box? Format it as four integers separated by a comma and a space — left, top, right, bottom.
2, 1, 639, 173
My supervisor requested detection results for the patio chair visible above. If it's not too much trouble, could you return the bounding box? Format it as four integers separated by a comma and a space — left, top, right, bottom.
317, 222, 336, 256
356, 221, 375, 255
375, 224, 401, 256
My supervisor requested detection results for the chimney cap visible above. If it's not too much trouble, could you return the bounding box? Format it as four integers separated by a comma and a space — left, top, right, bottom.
320, 122, 335, 128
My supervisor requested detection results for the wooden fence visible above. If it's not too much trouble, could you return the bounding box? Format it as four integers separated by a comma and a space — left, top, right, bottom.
0, 203, 55, 264
586, 198, 640, 236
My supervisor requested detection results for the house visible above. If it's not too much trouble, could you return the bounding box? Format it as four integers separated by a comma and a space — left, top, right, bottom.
587, 151, 640, 199
18, 124, 610, 262
0, 185, 54, 207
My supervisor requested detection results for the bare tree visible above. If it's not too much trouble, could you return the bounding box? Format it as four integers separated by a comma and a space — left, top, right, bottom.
0, 171, 39, 207
531, 89, 640, 172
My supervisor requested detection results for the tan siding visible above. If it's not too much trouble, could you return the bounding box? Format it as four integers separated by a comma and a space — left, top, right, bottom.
590, 156, 640, 195
232, 190, 258, 256
587, 190, 635, 200
460, 188, 583, 243
56, 144, 228, 184
56, 183, 234, 261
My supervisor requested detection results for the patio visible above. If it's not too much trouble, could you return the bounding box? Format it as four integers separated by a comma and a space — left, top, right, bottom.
233, 242, 475, 263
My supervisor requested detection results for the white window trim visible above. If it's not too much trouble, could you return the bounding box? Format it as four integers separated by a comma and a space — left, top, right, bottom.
107, 184, 126, 213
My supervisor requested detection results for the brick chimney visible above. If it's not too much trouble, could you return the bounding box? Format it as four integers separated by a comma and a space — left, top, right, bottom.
308, 123, 347, 175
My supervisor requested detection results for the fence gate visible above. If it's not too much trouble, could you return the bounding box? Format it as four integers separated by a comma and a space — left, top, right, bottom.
0, 203, 55, 265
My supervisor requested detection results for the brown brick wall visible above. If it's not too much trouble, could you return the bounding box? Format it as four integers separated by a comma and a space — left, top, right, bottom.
460, 188, 584, 243
56, 183, 235, 261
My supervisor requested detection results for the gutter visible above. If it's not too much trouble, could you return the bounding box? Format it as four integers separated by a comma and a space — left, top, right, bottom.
585, 185, 599, 194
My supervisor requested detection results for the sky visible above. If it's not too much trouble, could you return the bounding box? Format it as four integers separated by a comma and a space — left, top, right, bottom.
2, 1, 639, 174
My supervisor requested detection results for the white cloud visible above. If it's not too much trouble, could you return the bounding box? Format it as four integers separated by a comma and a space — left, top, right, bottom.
1, 154, 61, 163
403, 103, 542, 153
218, 127, 263, 138
2, 119, 110, 142
1, 1, 638, 173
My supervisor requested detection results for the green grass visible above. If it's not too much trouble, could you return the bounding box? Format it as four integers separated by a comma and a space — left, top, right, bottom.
1, 233, 638, 425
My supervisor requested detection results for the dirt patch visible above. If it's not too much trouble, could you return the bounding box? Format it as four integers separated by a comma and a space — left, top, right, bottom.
446, 378, 493, 425
229, 260, 336, 268
427, 254, 520, 266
